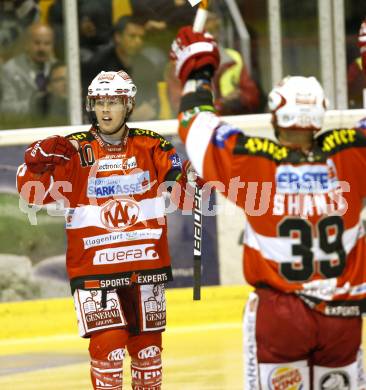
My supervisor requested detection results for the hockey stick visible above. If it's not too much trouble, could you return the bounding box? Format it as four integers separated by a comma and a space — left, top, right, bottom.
188, 0, 209, 300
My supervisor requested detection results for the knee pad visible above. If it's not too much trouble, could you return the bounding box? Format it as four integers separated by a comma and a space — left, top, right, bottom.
130, 345, 162, 390
89, 329, 128, 390
313, 361, 357, 389
259, 360, 310, 390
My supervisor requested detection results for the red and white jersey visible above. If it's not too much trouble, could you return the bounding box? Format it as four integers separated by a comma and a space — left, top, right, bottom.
179, 108, 366, 316
17, 127, 183, 292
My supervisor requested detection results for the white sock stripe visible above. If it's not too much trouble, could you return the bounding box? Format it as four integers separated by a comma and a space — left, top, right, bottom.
131, 364, 162, 371
91, 367, 123, 374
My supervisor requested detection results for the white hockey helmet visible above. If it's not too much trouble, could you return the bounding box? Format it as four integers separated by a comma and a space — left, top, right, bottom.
86, 70, 137, 115
268, 76, 327, 131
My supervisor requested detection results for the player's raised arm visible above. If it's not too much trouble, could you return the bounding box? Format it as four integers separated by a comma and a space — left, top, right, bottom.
170, 26, 243, 190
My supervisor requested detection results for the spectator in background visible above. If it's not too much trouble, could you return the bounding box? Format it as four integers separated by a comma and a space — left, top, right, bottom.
0, 0, 40, 63
0, 22, 56, 116
347, 56, 366, 108
48, 0, 120, 63
83, 15, 161, 121
348, 17, 366, 108
166, 11, 261, 116
30, 61, 68, 125
132, 0, 195, 31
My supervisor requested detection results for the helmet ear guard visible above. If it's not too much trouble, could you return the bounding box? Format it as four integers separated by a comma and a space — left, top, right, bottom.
268, 76, 327, 134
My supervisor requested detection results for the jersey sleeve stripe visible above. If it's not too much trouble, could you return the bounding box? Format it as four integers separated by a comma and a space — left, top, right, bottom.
185, 111, 220, 177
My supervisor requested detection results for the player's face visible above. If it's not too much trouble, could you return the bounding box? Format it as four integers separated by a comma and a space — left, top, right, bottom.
94, 97, 127, 134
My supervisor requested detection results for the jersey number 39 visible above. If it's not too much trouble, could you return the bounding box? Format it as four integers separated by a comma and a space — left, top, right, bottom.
279, 216, 346, 282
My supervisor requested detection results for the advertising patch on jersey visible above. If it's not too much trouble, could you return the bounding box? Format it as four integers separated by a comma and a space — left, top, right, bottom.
93, 244, 159, 265
212, 123, 241, 148
319, 371, 350, 390
140, 284, 166, 331
97, 157, 137, 172
275, 159, 339, 194
169, 153, 182, 169
87, 171, 150, 197
83, 228, 163, 249
269, 366, 303, 390
74, 289, 126, 337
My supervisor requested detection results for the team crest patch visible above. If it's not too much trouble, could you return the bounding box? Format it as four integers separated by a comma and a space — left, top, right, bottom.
169, 153, 182, 168
269, 366, 303, 390
212, 123, 241, 148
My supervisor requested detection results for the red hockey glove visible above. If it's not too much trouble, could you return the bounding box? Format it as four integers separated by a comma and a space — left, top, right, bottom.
170, 25, 220, 85
25, 136, 78, 174
358, 18, 366, 74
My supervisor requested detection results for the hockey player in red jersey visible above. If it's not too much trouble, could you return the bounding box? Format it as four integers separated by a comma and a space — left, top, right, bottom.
17, 70, 197, 390
171, 26, 366, 389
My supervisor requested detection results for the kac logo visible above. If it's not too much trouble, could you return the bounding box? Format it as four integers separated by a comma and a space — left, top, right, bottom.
101, 199, 139, 231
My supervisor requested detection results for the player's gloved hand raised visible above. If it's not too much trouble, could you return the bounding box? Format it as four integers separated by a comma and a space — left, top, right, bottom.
358, 18, 366, 71
25, 135, 79, 174
170, 25, 220, 85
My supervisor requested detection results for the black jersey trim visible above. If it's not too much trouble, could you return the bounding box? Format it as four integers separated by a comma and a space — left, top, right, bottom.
129, 128, 174, 151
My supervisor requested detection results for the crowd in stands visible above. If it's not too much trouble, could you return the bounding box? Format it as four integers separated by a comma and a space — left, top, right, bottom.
0, 0, 265, 129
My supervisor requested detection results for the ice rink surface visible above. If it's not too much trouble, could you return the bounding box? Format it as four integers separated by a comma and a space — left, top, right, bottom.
0, 286, 247, 389
1, 285, 365, 389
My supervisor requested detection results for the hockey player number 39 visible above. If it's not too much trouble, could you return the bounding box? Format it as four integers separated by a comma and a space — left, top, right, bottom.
279, 215, 345, 282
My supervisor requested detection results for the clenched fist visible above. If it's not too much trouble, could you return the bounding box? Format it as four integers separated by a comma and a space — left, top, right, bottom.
170, 25, 220, 85
25, 135, 78, 174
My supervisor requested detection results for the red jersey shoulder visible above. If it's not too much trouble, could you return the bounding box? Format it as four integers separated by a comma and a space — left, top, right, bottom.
129, 128, 174, 151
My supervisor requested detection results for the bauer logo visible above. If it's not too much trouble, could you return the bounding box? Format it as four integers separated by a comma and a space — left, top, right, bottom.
100, 198, 139, 231
93, 244, 158, 265
275, 160, 339, 194
269, 366, 303, 390
87, 171, 150, 197
97, 157, 137, 172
